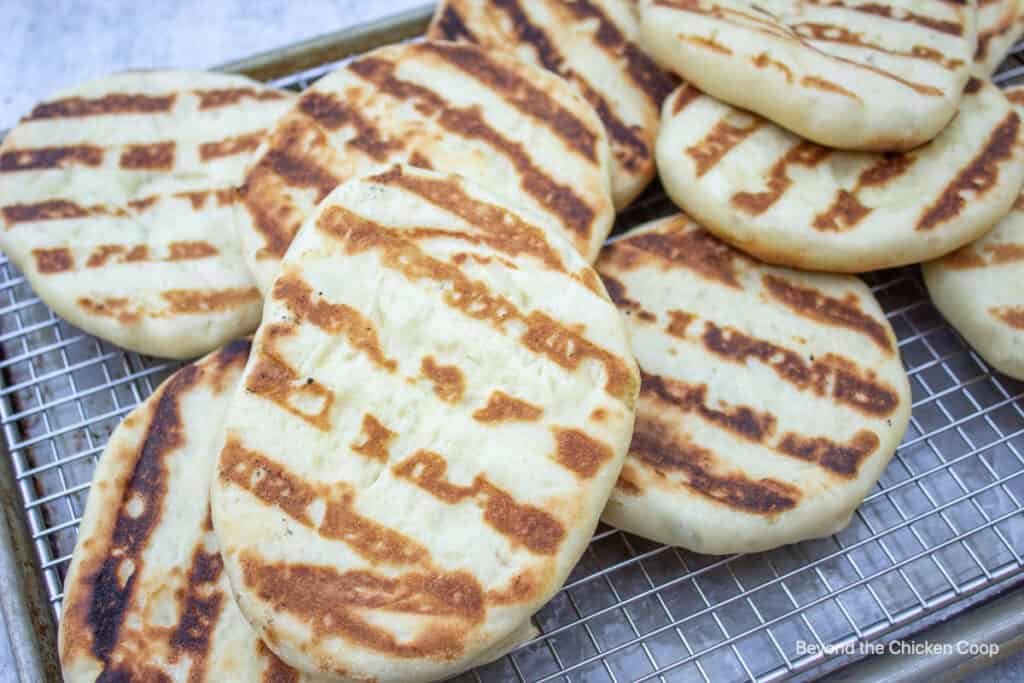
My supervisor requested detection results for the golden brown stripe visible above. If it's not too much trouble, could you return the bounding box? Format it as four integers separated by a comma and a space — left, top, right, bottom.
32, 248, 73, 273
393, 450, 565, 554
433, 4, 479, 42
199, 131, 264, 161
776, 430, 880, 478
348, 57, 597, 242
246, 346, 335, 431
3, 199, 90, 224
161, 287, 260, 314
761, 274, 892, 352
732, 142, 831, 215
27, 93, 175, 119
686, 116, 762, 177
298, 91, 403, 162
168, 523, 225, 680
991, 305, 1024, 329
421, 356, 466, 404
672, 84, 704, 114
194, 87, 287, 110
552, 428, 615, 479
317, 200, 637, 404
119, 142, 175, 170
0, 145, 103, 172
918, 112, 1021, 231
793, 22, 964, 70
351, 414, 396, 463
473, 391, 543, 422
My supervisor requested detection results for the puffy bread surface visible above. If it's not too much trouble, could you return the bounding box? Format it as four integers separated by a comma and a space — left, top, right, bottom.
213, 166, 639, 682
975, 0, 1024, 75
639, 0, 976, 150
656, 78, 1024, 273
0, 71, 293, 359
59, 341, 316, 682
236, 39, 614, 293
925, 188, 1024, 380
598, 214, 911, 555
428, 0, 677, 208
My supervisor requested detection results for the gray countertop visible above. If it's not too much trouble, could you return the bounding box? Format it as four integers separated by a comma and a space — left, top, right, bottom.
0, 2, 1021, 682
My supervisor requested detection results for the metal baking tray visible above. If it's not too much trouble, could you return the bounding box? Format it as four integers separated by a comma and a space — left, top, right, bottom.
3, 5, 1024, 682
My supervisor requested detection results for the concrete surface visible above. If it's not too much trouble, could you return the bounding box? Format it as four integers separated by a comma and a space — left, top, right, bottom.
0, 1, 1021, 682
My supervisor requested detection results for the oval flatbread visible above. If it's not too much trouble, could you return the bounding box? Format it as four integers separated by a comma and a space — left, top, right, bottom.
212, 166, 638, 682
639, 0, 976, 150
657, 78, 1024, 273
975, 0, 1024, 75
597, 214, 911, 555
0, 71, 293, 359
428, 0, 677, 208
236, 39, 614, 294
924, 189, 1024, 380
59, 340, 316, 682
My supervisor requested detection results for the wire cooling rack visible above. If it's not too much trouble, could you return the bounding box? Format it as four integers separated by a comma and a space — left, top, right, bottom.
4, 17, 1024, 683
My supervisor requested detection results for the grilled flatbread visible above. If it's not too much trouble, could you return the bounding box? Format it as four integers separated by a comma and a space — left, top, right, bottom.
212, 166, 638, 682
59, 341, 317, 682
656, 78, 1024, 273
975, 0, 1024, 75
236, 40, 614, 294
924, 189, 1024, 380
639, 0, 976, 151
597, 214, 911, 554
0, 71, 293, 359
428, 0, 677, 208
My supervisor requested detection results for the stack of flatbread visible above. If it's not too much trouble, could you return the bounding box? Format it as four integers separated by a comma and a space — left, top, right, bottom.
0, 1, 1019, 681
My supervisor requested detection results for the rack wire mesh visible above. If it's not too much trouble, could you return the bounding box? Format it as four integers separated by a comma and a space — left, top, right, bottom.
3, 26, 1024, 683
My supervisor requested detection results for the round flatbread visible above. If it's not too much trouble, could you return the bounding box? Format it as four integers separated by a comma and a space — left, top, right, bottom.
975, 0, 1024, 75
0, 71, 293, 359
212, 166, 638, 682
924, 190, 1024, 380
597, 214, 911, 555
59, 340, 317, 682
236, 39, 614, 294
639, 0, 976, 151
428, 0, 677, 208
656, 78, 1024, 273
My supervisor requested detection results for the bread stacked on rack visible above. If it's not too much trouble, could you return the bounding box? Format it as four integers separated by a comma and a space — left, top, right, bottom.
1, 0, 1022, 681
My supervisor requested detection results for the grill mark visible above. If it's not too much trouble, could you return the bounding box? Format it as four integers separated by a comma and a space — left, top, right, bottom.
751, 52, 794, 82
856, 153, 920, 187
351, 414, 396, 462
686, 116, 762, 177
83, 241, 217, 268
194, 87, 287, 110
32, 247, 73, 273
630, 416, 801, 515
941, 245, 986, 269
219, 438, 428, 565
172, 188, 236, 210
348, 57, 597, 244
393, 450, 565, 554
666, 310, 696, 338
246, 347, 335, 431
119, 142, 175, 170
316, 203, 637, 405
161, 287, 260, 314
421, 356, 466, 404
792, 22, 964, 69
77, 296, 142, 324
776, 430, 880, 478
272, 274, 397, 372
601, 220, 744, 288
671, 84, 703, 114
991, 305, 1024, 329
258, 641, 300, 683
199, 130, 264, 161
599, 273, 656, 322
472, 391, 543, 422
812, 153, 915, 232
375, 168, 565, 272
702, 321, 899, 416
988, 243, 1024, 264
434, 5, 479, 42
732, 142, 831, 215
918, 112, 1021, 231
552, 428, 614, 478
298, 91, 403, 162
642, 371, 776, 442
800, 75, 860, 101
686, 34, 733, 54
762, 274, 892, 352
27, 93, 175, 119
167, 527, 225, 680
0, 145, 102, 171
828, 0, 966, 36
615, 463, 643, 496
641, 370, 881, 477
83, 363, 200, 676
241, 559, 484, 659
3, 199, 89, 224
419, 41, 599, 164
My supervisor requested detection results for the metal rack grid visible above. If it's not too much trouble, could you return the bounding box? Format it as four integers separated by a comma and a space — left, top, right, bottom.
4, 19, 1024, 683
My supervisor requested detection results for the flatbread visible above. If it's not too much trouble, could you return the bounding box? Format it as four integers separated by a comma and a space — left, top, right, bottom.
975, 0, 1024, 75
428, 0, 677, 208
924, 190, 1024, 379
0, 71, 293, 359
597, 214, 911, 555
236, 39, 614, 294
639, 0, 976, 151
656, 78, 1024, 273
212, 166, 638, 682
59, 340, 318, 682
